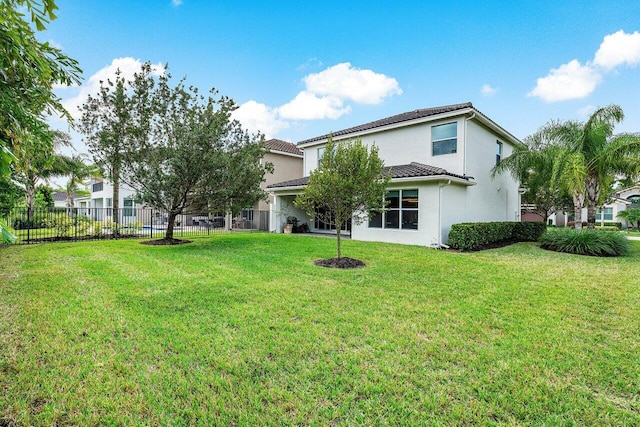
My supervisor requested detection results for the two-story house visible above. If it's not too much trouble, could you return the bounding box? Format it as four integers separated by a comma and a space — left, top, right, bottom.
267, 102, 522, 247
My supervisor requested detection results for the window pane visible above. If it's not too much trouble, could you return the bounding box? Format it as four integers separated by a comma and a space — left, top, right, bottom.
432, 123, 457, 140
386, 190, 400, 209
402, 190, 418, 209
433, 139, 457, 155
386, 210, 399, 229
402, 210, 418, 230
369, 211, 382, 228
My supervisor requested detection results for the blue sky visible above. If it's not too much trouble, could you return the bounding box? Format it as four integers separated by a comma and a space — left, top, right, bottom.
46, 0, 640, 149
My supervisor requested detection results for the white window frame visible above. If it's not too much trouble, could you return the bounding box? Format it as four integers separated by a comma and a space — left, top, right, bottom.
369, 189, 419, 231
432, 122, 457, 156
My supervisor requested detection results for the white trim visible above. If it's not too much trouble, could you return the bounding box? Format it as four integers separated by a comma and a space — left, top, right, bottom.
296, 107, 521, 149
267, 149, 303, 158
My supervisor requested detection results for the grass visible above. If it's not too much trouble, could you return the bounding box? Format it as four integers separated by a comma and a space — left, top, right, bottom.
1, 234, 639, 425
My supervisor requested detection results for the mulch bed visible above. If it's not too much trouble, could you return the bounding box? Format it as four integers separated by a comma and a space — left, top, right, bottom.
314, 257, 366, 269
140, 238, 192, 245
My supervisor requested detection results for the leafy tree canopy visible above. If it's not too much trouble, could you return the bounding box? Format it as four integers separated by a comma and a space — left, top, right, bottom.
0, 0, 82, 176
295, 137, 390, 260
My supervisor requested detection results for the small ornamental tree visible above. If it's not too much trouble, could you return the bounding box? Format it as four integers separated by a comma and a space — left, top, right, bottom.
295, 137, 390, 263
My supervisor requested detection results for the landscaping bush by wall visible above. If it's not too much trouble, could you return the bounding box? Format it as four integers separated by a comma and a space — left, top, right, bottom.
448, 221, 546, 251
539, 228, 630, 257
513, 222, 547, 241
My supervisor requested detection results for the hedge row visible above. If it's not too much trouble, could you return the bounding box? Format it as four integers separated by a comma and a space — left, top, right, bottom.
448, 221, 547, 251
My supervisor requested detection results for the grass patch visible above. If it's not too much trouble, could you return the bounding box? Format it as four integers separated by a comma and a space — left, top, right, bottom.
1, 234, 639, 425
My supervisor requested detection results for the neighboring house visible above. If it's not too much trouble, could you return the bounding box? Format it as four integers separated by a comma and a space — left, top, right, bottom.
548, 185, 640, 227
237, 139, 303, 230
53, 191, 80, 208
74, 177, 139, 221
267, 102, 522, 247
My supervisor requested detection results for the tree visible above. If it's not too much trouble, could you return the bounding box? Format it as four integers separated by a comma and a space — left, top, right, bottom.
79, 69, 135, 235
0, 0, 81, 176
57, 153, 93, 207
119, 63, 271, 242
547, 106, 640, 229
295, 138, 390, 261
495, 105, 640, 229
617, 208, 640, 229
11, 129, 70, 213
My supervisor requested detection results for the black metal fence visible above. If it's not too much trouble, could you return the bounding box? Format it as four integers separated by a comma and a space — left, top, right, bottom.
2, 207, 269, 245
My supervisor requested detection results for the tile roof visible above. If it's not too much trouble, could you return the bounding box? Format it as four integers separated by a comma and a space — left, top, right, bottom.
267, 162, 470, 189
264, 138, 303, 156
53, 191, 77, 202
298, 102, 474, 145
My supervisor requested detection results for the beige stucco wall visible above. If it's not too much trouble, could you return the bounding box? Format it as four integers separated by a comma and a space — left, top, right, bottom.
257, 152, 303, 211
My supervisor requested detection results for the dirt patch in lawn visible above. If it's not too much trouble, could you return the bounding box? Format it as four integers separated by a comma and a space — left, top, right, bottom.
314, 257, 366, 269
140, 238, 192, 246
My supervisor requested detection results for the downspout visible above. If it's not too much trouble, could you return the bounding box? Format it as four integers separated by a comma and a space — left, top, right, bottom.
463, 112, 476, 177
438, 179, 452, 247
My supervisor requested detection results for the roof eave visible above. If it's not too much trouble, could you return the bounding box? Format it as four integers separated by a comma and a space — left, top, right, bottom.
390, 175, 476, 186
297, 108, 476, 149
267, 149, 303, 158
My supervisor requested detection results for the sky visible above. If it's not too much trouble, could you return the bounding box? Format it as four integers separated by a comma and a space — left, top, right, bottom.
44, 0, 640, 154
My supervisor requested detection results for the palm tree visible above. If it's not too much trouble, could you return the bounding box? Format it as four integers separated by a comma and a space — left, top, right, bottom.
548, 105, 640, 229
12, 130, 71, 213
495, 105, 640, 230
57, 154, 95, 207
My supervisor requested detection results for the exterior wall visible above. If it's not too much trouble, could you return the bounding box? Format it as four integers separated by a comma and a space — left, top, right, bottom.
463, 121, 520, 223
86, 178, 137, 209
258, 152, 303, 211
303, 117, 466, 177
284, 111, 521, 247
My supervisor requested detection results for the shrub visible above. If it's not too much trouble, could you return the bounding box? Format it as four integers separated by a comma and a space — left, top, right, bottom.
448, 222, 515, 251
539, 228, 630, 257
595, 226, 620, 232
448, 221, 548, 251
513, 222, 547, 241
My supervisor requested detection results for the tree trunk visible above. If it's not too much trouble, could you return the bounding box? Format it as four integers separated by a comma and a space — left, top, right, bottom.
25, 182, 35, 214
66, 190, 74, 208
166, 210, 178, 240
573, 191, 585, 230
335, 219, 342, 259
585, 173, 599, 230
112, 166, 120, 237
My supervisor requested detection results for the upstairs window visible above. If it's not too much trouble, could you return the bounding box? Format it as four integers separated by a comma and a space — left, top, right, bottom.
432, 122, 457, 156
496, 141, 503, 165
317, 147, 325, 167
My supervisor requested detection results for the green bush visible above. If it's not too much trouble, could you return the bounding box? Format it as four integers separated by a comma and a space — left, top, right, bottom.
513, 222, 547, 241
539, 228, 630, 257
595, 226, 620, 231
448, 221, 547, 251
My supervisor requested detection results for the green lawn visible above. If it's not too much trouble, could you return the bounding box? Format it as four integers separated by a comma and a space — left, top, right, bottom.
1, 234, 639, 425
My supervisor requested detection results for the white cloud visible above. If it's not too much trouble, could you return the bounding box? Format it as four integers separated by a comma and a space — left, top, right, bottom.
304, 62, 402, 105
527, 59, 602, 102
577, 105, 595, 118
480, 84, 498, 96
529, 30, 640, 103
172, 0, 183, 6
278, 91, 350, 120
593, 30, 640, 70
232, 100, 289, 139
232, 63, 401, 137
62, 57, 163, 119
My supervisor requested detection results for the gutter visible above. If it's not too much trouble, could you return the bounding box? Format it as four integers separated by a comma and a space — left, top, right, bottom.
463, 111, 476, 177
